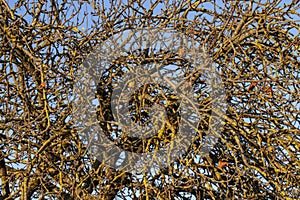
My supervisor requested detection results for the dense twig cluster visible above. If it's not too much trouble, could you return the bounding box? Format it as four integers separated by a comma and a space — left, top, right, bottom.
0, 0, 299, 199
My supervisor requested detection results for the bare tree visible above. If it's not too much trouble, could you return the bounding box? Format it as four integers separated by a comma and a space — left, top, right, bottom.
0, 0, 299, 199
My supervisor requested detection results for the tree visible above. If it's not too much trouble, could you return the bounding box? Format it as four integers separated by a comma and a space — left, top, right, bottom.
0, 0, 299, 199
